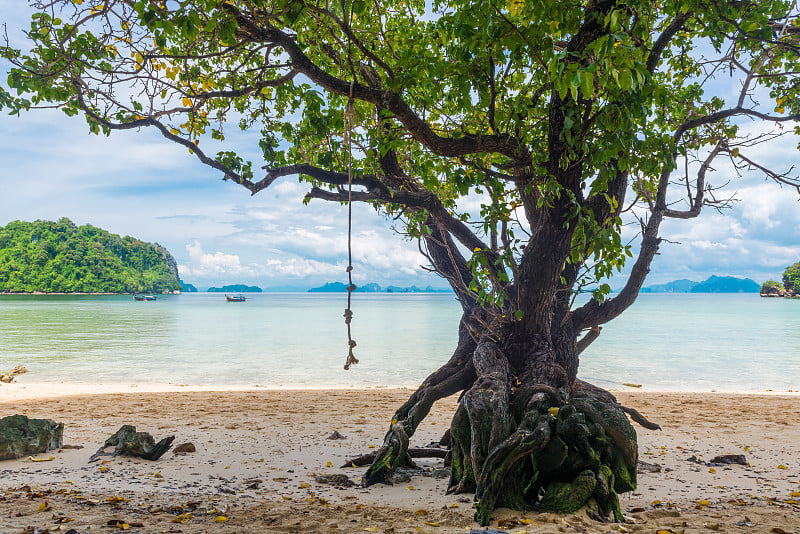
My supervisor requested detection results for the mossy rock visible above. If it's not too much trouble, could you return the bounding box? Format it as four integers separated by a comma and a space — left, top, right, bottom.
0, 414, 63, 460
538, 469, 597, 513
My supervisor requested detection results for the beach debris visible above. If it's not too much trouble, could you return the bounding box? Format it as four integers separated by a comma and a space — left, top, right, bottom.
709, 454, 747, 465
621, 383, 642, 388
0, 365, 27, 384
0, 414, 64, 460
327, 430, 346, 440
315, 474, 356, 487
638, 460, 662, 473
173, 442, 196, 455
89, 425, 174, 462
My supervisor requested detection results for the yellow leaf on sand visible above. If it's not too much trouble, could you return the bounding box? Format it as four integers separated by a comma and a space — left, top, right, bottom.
326, 461, 333, 467
697, 500, 710, 506
99, 466, 108, 472
791, 491, 800, 497
116, 522, 130, 530
213, 516, 227, 522
708, 467, 716, 473
28, 455, 55, 462
778, 465, 788, 469
424, 521, 439, 527
520, 518, 531, 524
415, 509, 428, 515
37, 502, 49, 512
299, 483, 310, 488
744, 446, 750, 451
656, 530, 674, 534
449, 503, 458, 508
408, 485, 415, 490
363, 527, 379, 532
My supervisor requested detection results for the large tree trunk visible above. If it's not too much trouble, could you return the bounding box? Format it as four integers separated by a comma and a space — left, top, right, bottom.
364, 319, 639, 526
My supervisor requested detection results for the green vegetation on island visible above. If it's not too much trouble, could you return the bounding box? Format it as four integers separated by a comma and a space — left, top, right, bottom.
0, 219, 181, 294
207, 284, 262, 293
761, 262, 800, 298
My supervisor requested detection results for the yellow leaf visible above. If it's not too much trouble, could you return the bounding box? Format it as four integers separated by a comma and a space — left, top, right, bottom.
255, 458, 264, 463
520, 518, 531, 524
697, 500, 710, 506
744, 446, 750, 451
656, 530, 674, 534
363, 527, 379, 532
368, 445, 375, 449
415, 509, 428, 515
548, 407, 560, 417
424, 521, 439, 527
299, 483, 310, 488
778, 465, 788, 469
708, 467, 716, 473
99, 466, 108, 472
408, 485, 415, 490
213, 516, 227, 522
37, 502, 49, 512
326, 461, 332, 467
791, 491, 800, 497
786, 499, 798, 504
449, 503, 458, 508
116, 522, 130, 530
731, 148, 740, 157
182, 97, 193, 107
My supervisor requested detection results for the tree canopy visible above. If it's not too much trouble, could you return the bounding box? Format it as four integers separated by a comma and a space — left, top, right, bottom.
3, 0, 800, 524
0, 218, 181, 293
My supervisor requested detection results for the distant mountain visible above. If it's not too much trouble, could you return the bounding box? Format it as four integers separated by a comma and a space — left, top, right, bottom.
691, 275, 759, 293
0, 218, 180, 294
308, 282, 450, 293
207, 284, 262, 293
640, 279, 698, 293
641, 275, 759, 294
180, 280, 197, 292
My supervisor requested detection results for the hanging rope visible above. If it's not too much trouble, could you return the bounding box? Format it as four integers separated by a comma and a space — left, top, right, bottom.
343, 80, 358, 370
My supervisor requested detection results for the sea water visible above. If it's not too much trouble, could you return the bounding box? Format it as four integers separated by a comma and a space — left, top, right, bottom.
0, 293, 797, 391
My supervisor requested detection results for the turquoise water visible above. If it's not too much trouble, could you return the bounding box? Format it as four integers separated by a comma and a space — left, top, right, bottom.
0, 293, 797, 391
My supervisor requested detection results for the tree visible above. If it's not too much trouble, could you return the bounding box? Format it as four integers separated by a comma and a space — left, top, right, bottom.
2, 0, 799, 524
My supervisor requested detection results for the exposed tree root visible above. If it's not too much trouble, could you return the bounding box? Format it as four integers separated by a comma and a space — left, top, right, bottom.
363, 334, 654, 526
343, 447, 447, 468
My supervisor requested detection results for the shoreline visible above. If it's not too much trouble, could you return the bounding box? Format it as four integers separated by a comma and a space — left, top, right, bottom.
3, 380, 799, 403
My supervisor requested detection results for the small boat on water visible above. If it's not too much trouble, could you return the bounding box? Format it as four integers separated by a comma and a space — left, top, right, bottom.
226, 294, 247, 302
133, 295, 157, 301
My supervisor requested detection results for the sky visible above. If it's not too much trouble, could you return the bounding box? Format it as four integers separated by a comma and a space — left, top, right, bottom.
1, 2, 799, 291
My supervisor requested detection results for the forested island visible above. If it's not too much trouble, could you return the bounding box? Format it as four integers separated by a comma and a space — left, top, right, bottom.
308, 282, 449, 293
639, 275, 759, 293
761, 262, 800, 298
0, 219, 181, 294
207, 284, 262, 292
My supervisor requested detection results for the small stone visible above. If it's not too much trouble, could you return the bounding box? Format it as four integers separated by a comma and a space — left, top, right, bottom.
173, 442, 196, 454
709, 454, 747, 465
314, 474, 356, 487
327, 430, 346, 440
637, 460, 662, 473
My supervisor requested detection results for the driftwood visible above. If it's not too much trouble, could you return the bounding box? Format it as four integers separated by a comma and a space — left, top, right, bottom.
0, 366, 27, 384
89, 425, 174, 462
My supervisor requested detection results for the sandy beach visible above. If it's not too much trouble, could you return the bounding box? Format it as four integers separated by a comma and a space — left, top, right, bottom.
1, 384, 799, 533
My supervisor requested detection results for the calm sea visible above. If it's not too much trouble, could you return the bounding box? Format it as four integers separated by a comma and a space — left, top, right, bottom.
0, 293, 797, 392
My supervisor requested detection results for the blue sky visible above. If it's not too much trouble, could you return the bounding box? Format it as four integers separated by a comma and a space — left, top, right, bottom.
1, 2, 799, 291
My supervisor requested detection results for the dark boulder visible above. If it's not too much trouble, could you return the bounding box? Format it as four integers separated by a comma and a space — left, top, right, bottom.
0, 414, 64, 460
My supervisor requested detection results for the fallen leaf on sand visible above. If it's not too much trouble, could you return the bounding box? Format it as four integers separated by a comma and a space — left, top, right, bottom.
363, 527, 379, 532
777, 465, 788, 469
38, 501, 50, 512
27, 455, 55, 462
213, 516, 227, 522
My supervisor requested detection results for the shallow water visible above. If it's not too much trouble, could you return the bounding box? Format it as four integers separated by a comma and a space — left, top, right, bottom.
0, 292, 797, 391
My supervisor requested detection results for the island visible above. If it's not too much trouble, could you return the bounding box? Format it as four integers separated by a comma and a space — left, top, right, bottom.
207, 284, 262, 293
308, 282, 450, 293
760, 261, 799, 298
640, 275, 759, 293
0, 218, 181, 294
179, 280, 198, 292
